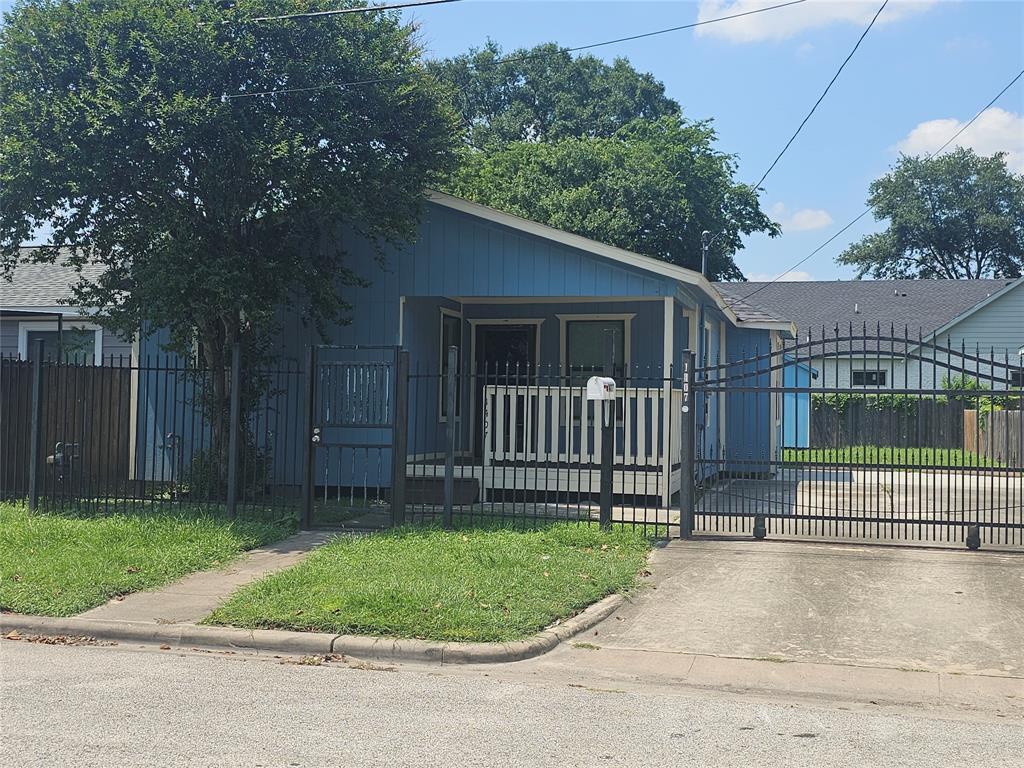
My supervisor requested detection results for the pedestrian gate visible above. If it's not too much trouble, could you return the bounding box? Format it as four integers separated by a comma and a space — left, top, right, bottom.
303, 345, 408, 528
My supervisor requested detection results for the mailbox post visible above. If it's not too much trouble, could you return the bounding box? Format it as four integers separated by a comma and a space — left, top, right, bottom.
590, 330, 618, 530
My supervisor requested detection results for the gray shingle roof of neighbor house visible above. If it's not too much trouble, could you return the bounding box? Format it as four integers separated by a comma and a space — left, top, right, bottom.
1, 250, 104, 308
712, 279, 1017, 337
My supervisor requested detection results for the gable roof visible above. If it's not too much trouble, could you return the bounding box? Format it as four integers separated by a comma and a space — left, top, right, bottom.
919, 276, 1024, 343
712, 278, 1016, 337
428, 191, 794, 332
1, 250, 102, 310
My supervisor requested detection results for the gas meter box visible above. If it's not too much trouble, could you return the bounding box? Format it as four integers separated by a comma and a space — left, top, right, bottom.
586, 376, 617, 401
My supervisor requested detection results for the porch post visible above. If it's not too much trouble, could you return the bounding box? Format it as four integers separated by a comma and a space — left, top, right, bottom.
599, 330, 615, 530
679, 351, 697, 539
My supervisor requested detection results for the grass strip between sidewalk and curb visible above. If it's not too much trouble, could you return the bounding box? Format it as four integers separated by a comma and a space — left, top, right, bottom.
0, 502, 294, 616
204, 522, 652, 643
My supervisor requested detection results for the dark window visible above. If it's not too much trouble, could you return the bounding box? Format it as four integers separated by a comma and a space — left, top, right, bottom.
1011, 370, 1024, 388
852, 370, 887, 386
25, 328, 97, 361
440, 312, 462, 418
565, 320, 625, 386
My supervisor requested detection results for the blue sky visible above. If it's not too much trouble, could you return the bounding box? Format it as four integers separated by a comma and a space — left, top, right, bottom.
3, 1, 1022, 281
400, 0, 1024, 281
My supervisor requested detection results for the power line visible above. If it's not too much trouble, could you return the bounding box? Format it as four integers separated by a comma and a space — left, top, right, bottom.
753, 0, 888, 189
223, 0, 807, 100
729, 66, 1024, 308
929, 68, 1023, 157
227, 0, 463, 25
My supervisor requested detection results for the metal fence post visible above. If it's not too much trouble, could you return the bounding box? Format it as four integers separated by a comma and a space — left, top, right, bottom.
599, 330, 615, 530
300, 345, 317, 529
391, 349, 410, 526
27, 339, 45, 512
679, 350, 696, 539
443, 345, 458, 529
225, 342, 241, 519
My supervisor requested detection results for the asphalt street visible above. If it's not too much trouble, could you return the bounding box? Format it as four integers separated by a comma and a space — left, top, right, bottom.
2, 640, 1022, 768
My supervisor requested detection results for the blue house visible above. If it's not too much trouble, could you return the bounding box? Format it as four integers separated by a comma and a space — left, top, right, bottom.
129, 192, 794, 506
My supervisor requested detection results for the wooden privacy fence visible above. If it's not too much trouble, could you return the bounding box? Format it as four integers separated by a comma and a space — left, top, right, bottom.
810, 398, 966, 449
964, 409, 1024, 466
0, 359, 132, 497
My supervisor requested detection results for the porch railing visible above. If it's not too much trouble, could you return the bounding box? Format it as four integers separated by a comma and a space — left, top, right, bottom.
482, 384, 682, 469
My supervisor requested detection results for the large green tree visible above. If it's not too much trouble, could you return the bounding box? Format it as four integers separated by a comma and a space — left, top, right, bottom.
447, 116, 777, 280
839, 149, 1024, 279
428, 41, 681, 149
0, 0, 456, 457
432, 42, 776, 279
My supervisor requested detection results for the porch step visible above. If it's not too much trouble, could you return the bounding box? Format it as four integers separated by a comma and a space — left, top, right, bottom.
406, 477, 480, 506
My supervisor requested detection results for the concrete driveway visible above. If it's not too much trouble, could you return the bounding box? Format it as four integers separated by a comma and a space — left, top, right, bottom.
594, 539, 1024, 677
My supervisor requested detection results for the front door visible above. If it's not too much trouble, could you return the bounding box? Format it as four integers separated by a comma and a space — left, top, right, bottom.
473, 324, 537, 457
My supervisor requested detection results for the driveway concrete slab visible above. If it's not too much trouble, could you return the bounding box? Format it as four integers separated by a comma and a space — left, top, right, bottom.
593, 540, 1024, 676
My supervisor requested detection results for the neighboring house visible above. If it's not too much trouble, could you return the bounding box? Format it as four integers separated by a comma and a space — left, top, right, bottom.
714, 278, 1024, 447
0, 256, 132, 363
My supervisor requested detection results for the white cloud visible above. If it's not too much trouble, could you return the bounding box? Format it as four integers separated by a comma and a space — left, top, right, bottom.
894, 107, 1024, 173
695, 0, 938, 43
746, 270, 816, 282
769, 202, 834, 232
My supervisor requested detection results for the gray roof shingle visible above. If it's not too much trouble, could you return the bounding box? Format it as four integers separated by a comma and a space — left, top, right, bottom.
713, 279, 1016, 337
1, 251, 103, 308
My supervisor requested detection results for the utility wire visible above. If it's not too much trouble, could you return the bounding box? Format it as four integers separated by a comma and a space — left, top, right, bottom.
753, 0, 888, 189
223, 0, 807, 100
227, 0, 463, 25
729, 67, 1024, 308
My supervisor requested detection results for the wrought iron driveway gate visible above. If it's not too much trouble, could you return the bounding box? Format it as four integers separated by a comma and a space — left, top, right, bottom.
687, 326, 1024, 550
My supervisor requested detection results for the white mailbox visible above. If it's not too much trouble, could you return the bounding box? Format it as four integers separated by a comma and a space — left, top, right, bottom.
586, 376, 617, 401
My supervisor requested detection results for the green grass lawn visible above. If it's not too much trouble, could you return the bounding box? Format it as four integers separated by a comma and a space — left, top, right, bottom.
0, 502, 293, 616
205, 522, 651, 643
782, 446, 1000, 467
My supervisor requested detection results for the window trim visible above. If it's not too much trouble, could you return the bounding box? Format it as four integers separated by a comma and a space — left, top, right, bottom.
556, 313, 634, 378
438, 307, 463, 422
17, 319, 103, 364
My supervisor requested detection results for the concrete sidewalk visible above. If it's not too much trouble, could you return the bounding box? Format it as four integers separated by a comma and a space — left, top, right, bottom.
79, 530, 335, 624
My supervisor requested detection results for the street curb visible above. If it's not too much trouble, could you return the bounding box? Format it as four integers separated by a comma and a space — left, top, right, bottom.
0, 593, 626, 665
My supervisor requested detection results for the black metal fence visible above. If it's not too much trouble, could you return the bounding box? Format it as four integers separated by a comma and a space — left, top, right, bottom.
3, 342, 683, 536
2, 346, 306, 522
8, 327, 1023, 549
691, 325, 1024, 550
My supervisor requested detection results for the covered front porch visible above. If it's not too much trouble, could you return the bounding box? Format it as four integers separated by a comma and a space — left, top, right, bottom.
400, 295, 694, 505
